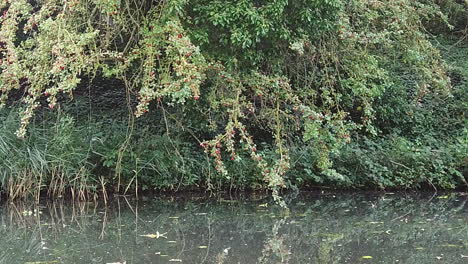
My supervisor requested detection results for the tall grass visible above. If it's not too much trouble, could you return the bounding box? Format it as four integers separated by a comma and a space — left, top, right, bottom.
0, 105, 242, 201
0, 108, 96, 201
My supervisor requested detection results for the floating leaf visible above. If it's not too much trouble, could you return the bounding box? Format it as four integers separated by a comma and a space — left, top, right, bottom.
198, 246, 208, 249
25, 262, 59, 264
437, 195, 449, 199
362, 256, 373, 259
139, 231, 167, 239
169, 259, 182, 262
442, 244, 461, 248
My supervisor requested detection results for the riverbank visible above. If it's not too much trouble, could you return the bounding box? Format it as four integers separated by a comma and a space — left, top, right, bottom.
0, 1, 466, 201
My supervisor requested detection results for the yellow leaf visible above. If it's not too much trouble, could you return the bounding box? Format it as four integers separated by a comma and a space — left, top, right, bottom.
362, 256, 373, 259
442, 244, 461, 248
140, 234, 158, 238
139, 231, 167, 239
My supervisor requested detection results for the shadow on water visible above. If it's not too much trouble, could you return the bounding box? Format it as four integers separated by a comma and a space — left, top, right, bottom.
0, 192, 467, 264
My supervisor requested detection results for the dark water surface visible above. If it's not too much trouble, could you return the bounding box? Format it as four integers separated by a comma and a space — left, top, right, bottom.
1, 192, 467, 264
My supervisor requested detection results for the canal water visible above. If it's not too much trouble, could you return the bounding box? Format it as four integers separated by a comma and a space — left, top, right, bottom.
0, 192, 467, 264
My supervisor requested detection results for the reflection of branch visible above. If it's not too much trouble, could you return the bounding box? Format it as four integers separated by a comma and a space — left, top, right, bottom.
201, 215, 213, 264
258, 218, 291, 264
122, 196, 144, 222
391, 211, 412, 222
175, 219, 186, 259
117, 198, 123, 242
99, 208, 108, 240
121, 196, 143, 245
215, 247, 230, 264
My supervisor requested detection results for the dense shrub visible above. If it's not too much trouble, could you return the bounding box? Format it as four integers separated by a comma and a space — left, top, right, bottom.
0, 0, 466, 201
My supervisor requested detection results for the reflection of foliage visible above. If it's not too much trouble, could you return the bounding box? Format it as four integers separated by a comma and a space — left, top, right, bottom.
0, 193, 467, 263
258, 218, 291, 264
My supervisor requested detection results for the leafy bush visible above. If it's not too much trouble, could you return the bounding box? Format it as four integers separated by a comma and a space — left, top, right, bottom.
0, 0, 466, 201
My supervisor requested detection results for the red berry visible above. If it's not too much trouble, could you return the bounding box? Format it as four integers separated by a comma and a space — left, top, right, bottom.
193, 95, 200, 100
177, 34, 182, 38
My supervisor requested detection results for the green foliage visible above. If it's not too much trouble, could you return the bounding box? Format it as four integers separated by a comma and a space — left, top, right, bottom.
186, 0, 342, 68
0, 108, 95, 199
327, 37, 468, 190
428, 0, 468, 34
333, 134, 467, 189
0, 0, 466, 201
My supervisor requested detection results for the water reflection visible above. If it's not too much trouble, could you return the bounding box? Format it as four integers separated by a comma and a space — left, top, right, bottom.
0, 192, 467, 264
